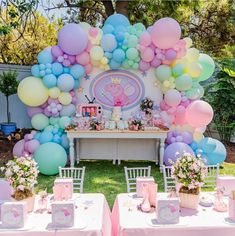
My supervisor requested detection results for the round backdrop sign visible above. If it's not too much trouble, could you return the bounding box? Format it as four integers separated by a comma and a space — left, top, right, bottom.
90, 70, 145, 111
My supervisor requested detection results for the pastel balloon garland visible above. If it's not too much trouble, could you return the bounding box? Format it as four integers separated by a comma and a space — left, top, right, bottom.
15, 14, 226, 175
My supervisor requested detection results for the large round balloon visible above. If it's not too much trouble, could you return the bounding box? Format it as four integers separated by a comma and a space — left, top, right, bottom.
31, 113, 49, 130
104, 14, 130, 28
58, 23, 88, 55
18, 77, 48, 107
101, 34, 117, 52
164, 89, 181, 107
13, 139, 25, 157
164, 142, 195, 166
57, 74, 75, 92
199, 137, 217, 153
185, 100, 214, 128
33, 142, 67, 175
151, 17, 181, 49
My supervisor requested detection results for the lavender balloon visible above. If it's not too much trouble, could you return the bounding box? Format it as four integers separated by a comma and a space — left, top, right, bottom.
13, 140, 25, 157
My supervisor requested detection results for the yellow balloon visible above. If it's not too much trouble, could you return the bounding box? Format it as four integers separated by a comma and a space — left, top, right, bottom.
18, 76, 48, 107
193, 131, 203, 142
188, 62, 202, 78
91, 59, 100, 66
186, 48, 199, 62
163, 80, 171, 88
184, 37, 193, 48
90, 46, 104, 61
101, 57, 108, 65
49, 87, 61, 98
58, 92, 72, 105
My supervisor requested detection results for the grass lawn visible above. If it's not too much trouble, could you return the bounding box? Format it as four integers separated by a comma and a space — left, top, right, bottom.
35, 160, 235, 208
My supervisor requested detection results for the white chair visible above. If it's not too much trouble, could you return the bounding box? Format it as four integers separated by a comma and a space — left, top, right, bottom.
124, 166, 151, 193
203, 164, 220, 189
59, 167, 86, 193
162, 165, 176, 192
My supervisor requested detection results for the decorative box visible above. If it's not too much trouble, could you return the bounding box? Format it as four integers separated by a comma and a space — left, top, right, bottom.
1, 202, 27, 228
53, 178, 73, 201
136, 177, 155, 197
217, 175, 235, 196
228, 191, 235, 222
51, 202, 75, 228
156, 198, 180, 224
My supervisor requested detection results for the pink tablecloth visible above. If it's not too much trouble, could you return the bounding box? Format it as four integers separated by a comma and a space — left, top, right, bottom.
111, 193, 235, 236
0, 193, 111, 236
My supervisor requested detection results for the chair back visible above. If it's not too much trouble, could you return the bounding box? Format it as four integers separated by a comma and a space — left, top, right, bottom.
162, 165, 176, 192
203, 164, 220, 189
59, 167, 86, 193
124, 166, 151, 193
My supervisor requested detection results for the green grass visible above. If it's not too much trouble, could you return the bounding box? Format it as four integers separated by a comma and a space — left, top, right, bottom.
35, 160, 235, 208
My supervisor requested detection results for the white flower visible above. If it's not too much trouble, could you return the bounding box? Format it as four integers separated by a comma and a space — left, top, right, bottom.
5, 169, 12, 177
17, 185, 25, 191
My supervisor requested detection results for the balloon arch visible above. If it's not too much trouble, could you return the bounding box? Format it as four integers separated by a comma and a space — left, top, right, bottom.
15, 14, 226, 175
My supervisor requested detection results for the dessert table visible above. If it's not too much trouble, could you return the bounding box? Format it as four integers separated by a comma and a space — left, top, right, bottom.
111, 193, 235, 236
0, 193, 112, 236
66, 130, 167, 168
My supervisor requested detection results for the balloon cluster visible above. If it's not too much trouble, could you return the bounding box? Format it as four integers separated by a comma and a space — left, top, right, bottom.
15, 13, 225, 175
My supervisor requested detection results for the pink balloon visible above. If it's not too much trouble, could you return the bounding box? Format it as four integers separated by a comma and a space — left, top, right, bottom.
58, 23, 88, 55
85, 63, 92, 74
13, 140, 25, 157
89, 27, 99, 37
174, 105, 186, 125
68, 55, 76, 64
164, 89, 181, 107
139, 60, 151, 72
141, 47, 155, 62
27, 107, 43, 118
51, 45, 64, 58
27, 140, 40, 154
86, 41, 92, 52
139, 32, 152, 47
185, 100, 214, 128
160, 100, 170, 111
151, 17, 181, 49
76, 52, 90, 65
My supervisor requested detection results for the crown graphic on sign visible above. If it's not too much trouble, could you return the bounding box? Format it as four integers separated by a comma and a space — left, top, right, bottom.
111, 77, 121, 84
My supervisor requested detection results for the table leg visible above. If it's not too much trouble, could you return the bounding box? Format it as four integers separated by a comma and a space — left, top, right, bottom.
76, 139, 80, 164
155, 140, 159, 165
69, 137, 75, 167
159, 138, 165, 171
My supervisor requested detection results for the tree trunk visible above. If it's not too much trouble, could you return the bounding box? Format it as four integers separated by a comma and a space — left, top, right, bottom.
6, 96, 10, 123
101, 0, 114, 16
116, 0, 129, 16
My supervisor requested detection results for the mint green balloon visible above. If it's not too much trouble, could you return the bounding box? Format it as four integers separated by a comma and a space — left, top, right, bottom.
59, 116, 71, 129
128, 35, 138, 48
122, 60, 130, 69
34, 142, 67, 175
31, 113, 49, 130
155, 65, 172, 82
50, 117, 60, 125
172, 64, 184, 77
126, 48, 138, 60
175, 74, 193, 91
195, 54, 215, 81
133, 62, 139, 69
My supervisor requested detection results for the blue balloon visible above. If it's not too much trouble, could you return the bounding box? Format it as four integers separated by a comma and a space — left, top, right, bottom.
74, 80, 80, 89
53, 134, 61, 144
39, 70, 46, 77
101, 34, 117, 52
57, 74, 75, 92
70, 64, 85, 80
105, 14, 130, 28
109, 59, 121, 69
102, 24, 114, 34
113, 48, 125, 62
31, 65, 40, 77
115, 31, 125, 42
52, 127, 59, 135
199, 137, 217, 153
190, 141, 198, 151
61, 134, 69, 149
52, 63, 63, 76
60, 104, 76, 117
43, 74, 57, 88
44, 125, 54, 132
45, 68, 52, 74
39, 131, 53, 144
34, 132, 41, 141
105, 52, 113, 59
39, 64, 46, 70
37, 50, 53, 64
63, 67, 70, 73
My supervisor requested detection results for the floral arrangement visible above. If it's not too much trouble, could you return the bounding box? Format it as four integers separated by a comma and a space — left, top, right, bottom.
1, 155, 39, 200
89, 119, 103, 131
140, 98, 154, 115
65, 123, 78, 131
128, 119, 144, 131
170, 153, 207, 194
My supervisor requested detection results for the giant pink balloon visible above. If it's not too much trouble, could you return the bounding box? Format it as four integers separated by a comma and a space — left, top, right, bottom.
58, 23, 88, 55
185, 100, 214, 128
13, 139, 25, 157
151, 17, 181, 49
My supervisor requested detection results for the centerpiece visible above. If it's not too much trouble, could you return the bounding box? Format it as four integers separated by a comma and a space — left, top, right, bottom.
171, 153, 207, 209
1, 155, 39, 212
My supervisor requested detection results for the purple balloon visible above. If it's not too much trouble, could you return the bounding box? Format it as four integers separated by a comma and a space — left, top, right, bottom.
68, 55, 76, 64
27, 139, 40, 153
176, 135, 183, 142
27, 107, 43, 118
44, 109, 51, 117
151, 57, 161, 67
182, 131, 193, 144
48, 98, 59, 105
170, 137, 176, 143
164, 142, 195, 166
51, 45, 64, 58
13, 140, 25, 157
165, 49, 177, 60
58, 23, 88, 55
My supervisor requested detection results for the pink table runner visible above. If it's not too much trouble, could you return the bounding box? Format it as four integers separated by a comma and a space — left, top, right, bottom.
112, 193, 235, 236
0, 193, 112, 236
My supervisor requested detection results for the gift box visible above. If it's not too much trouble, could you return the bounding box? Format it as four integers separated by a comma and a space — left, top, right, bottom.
51, 202, 75, 228
1, 202, 27, 228
156, 198, 180, 224
217, 175, 235, 196
229, 191, 235, 222
53, 178, 73, 201
136, 177, 155, 197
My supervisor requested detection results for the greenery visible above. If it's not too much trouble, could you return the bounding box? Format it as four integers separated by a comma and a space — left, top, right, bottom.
32, 160, 235, 208
0, 70, 18, 123
204, 59, 235, 142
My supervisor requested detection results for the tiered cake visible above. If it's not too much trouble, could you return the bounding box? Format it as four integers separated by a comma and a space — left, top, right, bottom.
111, 106, 122, 121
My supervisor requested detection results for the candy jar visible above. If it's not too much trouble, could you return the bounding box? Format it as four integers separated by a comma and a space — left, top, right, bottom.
213, 187, 227, 212
38, 190, 48, 213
